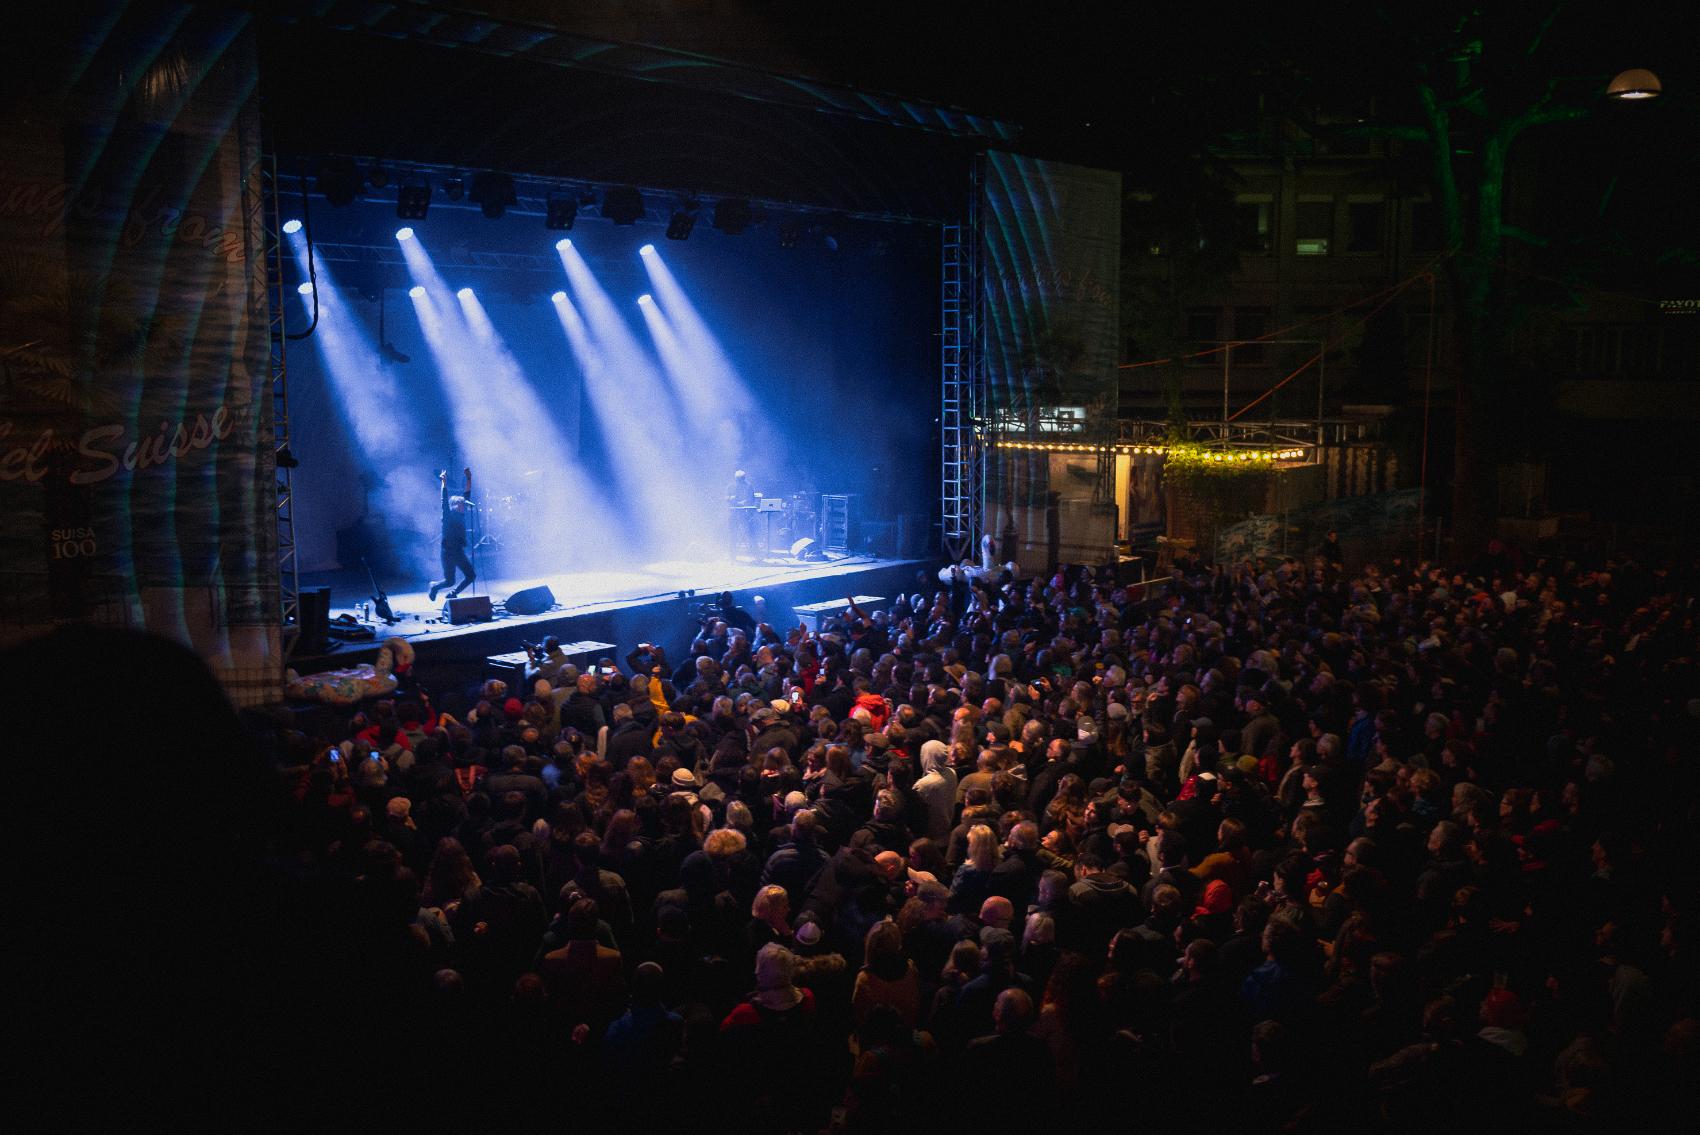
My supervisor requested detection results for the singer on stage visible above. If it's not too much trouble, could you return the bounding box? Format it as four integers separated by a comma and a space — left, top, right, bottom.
428, 467, 476, 602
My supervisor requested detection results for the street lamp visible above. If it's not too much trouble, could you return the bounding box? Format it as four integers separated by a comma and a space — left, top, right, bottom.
1606, 68, 1662, 100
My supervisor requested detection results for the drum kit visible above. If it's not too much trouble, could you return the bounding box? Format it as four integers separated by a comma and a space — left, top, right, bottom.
473, 470, 539, 552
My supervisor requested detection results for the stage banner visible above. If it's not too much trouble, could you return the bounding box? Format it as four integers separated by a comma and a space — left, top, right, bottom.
979, 151, 1121, 572
0, 10, 279, 699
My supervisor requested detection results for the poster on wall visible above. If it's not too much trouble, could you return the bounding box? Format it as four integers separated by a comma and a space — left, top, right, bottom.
0, 10, 277, 694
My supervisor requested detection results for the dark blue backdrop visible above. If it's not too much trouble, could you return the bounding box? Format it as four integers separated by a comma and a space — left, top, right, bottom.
284, 200, 937, 575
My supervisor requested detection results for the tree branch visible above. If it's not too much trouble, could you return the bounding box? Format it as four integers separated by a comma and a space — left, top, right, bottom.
1502, 225, 1549, 248
1526, 0, 1569, 60
1517, 104, 1593, 130
1417, 82, 1463, 254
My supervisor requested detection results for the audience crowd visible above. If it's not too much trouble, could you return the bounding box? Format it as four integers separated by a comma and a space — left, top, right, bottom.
62, 548, 1700, 1130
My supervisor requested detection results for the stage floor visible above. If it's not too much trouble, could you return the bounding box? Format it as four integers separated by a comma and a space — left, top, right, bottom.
305, 552, 915, 649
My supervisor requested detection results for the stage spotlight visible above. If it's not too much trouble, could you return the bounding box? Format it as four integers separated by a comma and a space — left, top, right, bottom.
712, 198, 753, 235
316, 156, 360, 207
639, 243, 655, 256
550, 290, 567, 304
469, 172, 516, 219
408, 285, 426, 299
666, 203, 699, 241
396, 183, 431, 220
296, 282, 314, 295
637, 294, 653, 305
545, 194, 577, 231
444, 175, 464, 201
282, 219, 303, 235
555, 237, 572, 252
778, 220, 804, 249
602, 186, 644, 225
456, 287, 474, 299
395, 226, 415, 241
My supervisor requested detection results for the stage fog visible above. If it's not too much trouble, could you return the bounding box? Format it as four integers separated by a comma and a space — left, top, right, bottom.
282, 197, 937, 595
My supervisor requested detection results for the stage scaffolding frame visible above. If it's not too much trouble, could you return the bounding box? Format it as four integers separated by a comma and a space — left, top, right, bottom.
261, 152, 300, 661
939, 158, 985, 562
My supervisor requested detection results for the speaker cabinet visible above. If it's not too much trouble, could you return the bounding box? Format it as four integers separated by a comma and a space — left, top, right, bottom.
503, 585, 556, 616
445, 594, 494, 624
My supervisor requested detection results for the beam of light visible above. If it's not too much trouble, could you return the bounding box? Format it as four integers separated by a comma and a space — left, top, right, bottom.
555, 240, 717, 558
546, 289, 694, 559
637, 297, 743, 471
404, 238, 631, 572
637, 244, 759, 445
285, 229, 439, 574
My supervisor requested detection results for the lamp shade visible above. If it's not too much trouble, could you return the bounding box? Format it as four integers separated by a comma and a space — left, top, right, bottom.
1606, 68, 1662, 100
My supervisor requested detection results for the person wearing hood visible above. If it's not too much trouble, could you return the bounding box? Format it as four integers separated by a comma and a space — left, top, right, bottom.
850, 677, 890, 731
913, 739, 958, 840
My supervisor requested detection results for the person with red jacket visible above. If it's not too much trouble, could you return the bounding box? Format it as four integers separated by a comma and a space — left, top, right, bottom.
851, 677, 890, 732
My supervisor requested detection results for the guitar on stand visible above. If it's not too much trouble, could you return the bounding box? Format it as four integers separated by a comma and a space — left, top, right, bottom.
362, 557, 397, 625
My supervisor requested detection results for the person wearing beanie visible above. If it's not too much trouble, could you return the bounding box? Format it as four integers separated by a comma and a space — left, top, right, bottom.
790, 917, 851, 1028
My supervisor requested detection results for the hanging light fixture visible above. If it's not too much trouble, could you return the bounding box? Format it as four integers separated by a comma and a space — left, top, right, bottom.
1606, 68, 1662, 100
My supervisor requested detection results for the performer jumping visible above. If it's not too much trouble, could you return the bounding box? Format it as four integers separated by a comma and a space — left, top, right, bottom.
428, 467, 476, 602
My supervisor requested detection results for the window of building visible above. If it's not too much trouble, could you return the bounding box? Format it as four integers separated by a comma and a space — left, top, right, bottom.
1186, 308, 1220, 364
1234, 307, 1270, 364
1295, 199, 1332, 256
1347, 200, 1385, 253
1408, 201, 1440, 252
1235, 198, 1272, 255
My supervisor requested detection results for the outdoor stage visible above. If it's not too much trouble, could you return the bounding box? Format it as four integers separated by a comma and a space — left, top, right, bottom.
295, 553, 926, 678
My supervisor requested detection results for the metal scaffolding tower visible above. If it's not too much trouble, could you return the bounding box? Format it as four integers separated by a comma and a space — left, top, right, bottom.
261, 153, 300, 661
939, 162, 984, 562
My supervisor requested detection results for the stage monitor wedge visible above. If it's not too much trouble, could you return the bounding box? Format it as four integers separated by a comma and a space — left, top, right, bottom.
504, 585, 556, 616
445, 594, 494, 624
